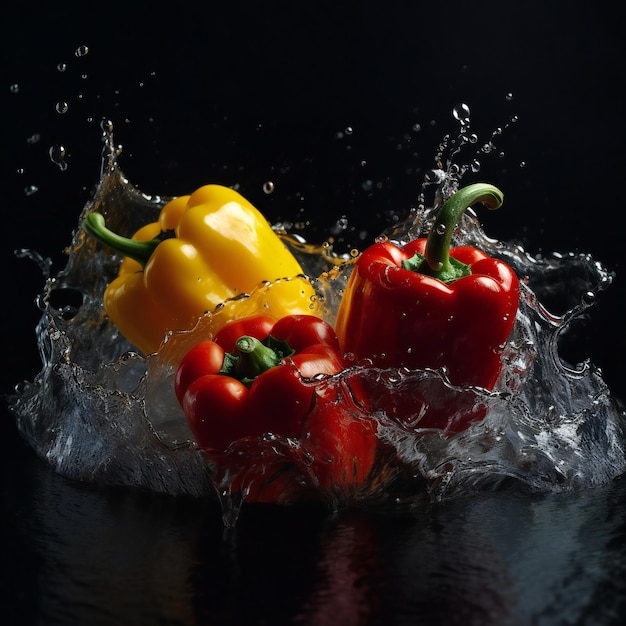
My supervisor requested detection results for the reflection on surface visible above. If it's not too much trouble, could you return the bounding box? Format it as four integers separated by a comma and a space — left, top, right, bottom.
4, 407, 626, 625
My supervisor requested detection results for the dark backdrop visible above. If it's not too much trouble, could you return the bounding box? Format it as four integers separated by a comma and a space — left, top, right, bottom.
3, 1, 625, 397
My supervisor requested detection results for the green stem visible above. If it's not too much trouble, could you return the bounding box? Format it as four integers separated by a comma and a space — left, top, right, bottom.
234, 336, 282, 381
419, 183, 503, 282
83, 212, 161, 267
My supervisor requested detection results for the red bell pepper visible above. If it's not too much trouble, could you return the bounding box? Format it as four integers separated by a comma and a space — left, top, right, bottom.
335, 183, 519, 432
174, 314, 377, 501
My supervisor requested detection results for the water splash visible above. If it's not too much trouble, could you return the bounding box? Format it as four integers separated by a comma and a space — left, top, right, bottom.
6, 114, 626, 525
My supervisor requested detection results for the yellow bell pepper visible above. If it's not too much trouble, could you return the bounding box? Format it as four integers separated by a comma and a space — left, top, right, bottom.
83, 184, 318, 354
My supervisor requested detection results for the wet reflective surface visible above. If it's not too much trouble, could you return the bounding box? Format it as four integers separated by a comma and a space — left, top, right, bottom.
3, 411, 626, 625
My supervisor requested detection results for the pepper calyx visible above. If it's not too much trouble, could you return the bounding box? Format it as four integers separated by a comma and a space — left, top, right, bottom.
220, 334, 296, 385
402, 251, 471, 283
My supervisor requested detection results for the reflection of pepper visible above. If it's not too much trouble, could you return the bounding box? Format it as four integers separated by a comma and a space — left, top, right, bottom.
175, 315, 377, 501
335, 184, 519, 431
83, 184, 317, 354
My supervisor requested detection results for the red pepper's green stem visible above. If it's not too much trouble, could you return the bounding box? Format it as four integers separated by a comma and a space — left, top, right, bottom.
235, 335, 281, 380
83, 212, 160, 267
421, 183, 504, 281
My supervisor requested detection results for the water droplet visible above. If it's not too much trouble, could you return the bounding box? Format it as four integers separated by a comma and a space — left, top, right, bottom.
49, 145, 68, 171
435, 224, 446, 235
344, 126, 353, 135
412, 123, 422, 132
452, 103, 471, 126
519, 161, 526, 168
471, 160, 481, 173
9, 83, 19, 94
24, 185, 38, 196
331, 217, 348, 235
26, 133, 40, 145
55, 101, 69, 114
582, 291, 596, 305
101, 119, 114, 133
262, 181, 275, 194
506, 92, 513, 101
74, 44, 89, 58
350, 248, 360, 258
425, 169, 446, 183
57, 63, 67, 72
362, 179, 374, 191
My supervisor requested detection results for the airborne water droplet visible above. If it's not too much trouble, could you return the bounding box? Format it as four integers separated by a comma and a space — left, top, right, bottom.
74, 44, 89, 57
262, 181, 275, 194
55, 101, 69, 114
49, 145, 68, 171
452, 103, 471, 126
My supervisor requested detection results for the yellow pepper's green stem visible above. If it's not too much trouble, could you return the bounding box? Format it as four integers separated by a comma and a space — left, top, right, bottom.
83, 212, 161, 267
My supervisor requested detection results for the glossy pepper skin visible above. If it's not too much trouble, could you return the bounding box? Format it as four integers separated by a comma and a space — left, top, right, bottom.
335, 184, 519, 431
83, 184, 317, 354
175, 314, 377, 502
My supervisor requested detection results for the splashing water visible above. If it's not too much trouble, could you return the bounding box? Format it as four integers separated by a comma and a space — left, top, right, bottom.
7, 113, 626, 525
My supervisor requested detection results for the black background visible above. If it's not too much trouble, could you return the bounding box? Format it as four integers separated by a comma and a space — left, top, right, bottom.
3, 2, 626, 624
3, 1, 625, 397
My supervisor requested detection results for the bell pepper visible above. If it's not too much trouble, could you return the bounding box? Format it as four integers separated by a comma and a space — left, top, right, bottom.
174, 314, 377, 502
335, 183, 519, 432
82, 184, 318, 354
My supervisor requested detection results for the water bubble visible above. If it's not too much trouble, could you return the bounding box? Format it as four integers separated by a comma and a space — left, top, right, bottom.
262, 181, 275, 194
425, 169, 446, 184
9, 83, 19, 94
331, 217, 349, 235
519, 161, 526, 168
435, 224, 447, 235
582, 291, 596, 306
452, 103, 471, 126
412, 123, 422, 132
74, 44, 89, 57
344, 126, 353, 135
506, 92, 514, 101
49, 145, 68, 171
471, 159, 481, 173
101, 119, 114, 134
362, 179, 374, 192
57, 63, 67, 72
55, 101, 69, 114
